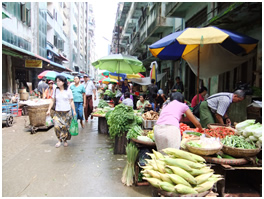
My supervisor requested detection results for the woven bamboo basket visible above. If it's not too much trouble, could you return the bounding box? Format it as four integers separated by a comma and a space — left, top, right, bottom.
185, 139, 223, 156
28, 104, 49, 127
222, 145, 261, 158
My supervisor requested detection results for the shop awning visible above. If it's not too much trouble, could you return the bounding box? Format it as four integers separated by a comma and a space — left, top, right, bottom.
2, 40, 71, 71
46, 46, 59, 57
59, 53, 69, 61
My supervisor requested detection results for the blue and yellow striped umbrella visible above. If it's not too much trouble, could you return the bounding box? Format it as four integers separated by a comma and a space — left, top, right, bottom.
149, 26, 258, 78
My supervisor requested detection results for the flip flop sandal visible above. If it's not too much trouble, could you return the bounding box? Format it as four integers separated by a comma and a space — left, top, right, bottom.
55, 142, 61, 148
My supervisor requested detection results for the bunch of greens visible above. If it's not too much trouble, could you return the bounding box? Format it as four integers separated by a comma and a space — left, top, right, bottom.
97, 99, 110, 108
121, 142, 139, 186
188, 141, 202, 148
105, 110, 113, 121
221, 135, 257, 149
126, 125, 143, 140
104, 89, 116, 98
135, 116, 143, 125
107, 104, 136, 139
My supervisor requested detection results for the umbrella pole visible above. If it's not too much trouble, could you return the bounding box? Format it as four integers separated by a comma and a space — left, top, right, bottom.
196, 45, 200, 104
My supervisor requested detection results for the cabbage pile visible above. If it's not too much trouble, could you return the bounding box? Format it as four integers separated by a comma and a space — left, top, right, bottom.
235, 119, 262, 147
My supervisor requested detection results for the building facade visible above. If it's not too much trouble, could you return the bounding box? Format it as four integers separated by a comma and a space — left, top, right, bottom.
2, 2, 96, 93
112, 2, 262, 95
111, 2, 262, 122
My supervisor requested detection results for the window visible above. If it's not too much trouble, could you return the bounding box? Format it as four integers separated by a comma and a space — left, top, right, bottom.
26, 8, 31, 26
20, 2, 26, 22
186, 7, 208, 28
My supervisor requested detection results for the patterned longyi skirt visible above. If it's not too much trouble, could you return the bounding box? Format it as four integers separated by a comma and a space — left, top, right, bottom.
53, 111, 73, 141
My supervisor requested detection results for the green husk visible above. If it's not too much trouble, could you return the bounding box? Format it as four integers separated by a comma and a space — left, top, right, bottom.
121, 142, 139, 186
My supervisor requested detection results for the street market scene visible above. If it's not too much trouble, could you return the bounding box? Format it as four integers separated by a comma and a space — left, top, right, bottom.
2, 2, 262, 197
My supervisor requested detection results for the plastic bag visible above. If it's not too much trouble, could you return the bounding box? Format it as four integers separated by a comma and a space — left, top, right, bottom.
115, 90, 122, 98
45, 116, 53, 126
69, 116, 79, 136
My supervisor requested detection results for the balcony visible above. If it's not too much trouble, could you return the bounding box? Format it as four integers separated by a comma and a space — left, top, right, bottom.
165, 2, 193, 18
139, 3, 174, 45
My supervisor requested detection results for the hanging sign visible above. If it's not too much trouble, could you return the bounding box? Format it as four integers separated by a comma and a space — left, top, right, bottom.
25, 60, 42, 68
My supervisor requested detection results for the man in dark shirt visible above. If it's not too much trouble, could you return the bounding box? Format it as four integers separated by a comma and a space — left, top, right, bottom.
171, 76, 184, 93
147, 79, 158, 105
153, 90, 167, 112
37, 78, 48, 98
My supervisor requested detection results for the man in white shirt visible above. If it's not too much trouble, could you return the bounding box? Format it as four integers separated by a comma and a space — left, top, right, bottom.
82, 74, 97, 121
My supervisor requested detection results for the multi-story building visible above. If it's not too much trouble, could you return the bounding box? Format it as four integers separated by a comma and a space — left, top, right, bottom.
112, 2, 261, 96
112, 2, 262, 122
2, 2, 96, 93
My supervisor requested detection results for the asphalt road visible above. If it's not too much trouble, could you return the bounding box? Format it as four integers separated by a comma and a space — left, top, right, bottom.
2, 104, 153, 197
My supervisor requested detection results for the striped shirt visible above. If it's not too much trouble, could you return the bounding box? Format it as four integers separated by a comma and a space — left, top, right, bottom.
207, 93, 233, 116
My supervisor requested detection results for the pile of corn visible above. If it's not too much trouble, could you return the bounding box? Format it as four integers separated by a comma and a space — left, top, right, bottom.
141, 148, 223, 195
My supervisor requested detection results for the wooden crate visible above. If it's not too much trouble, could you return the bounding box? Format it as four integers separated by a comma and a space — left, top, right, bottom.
247, 106, 262, 119
114, 131, 128, 154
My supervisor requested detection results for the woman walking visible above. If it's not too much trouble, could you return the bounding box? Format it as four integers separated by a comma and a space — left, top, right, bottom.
46, 75, 76, 148
70, 76, 86, 128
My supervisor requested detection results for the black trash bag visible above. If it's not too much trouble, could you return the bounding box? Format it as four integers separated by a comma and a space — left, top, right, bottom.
138, 148, 152, 166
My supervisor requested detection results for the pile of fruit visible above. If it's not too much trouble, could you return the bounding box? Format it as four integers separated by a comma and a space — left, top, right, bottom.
141, 148, 222, 195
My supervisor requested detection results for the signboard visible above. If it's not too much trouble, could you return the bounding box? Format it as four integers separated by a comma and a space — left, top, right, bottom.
25, 60, 42, 68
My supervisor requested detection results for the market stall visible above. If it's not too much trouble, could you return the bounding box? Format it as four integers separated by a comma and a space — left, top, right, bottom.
117, 113, 262, 197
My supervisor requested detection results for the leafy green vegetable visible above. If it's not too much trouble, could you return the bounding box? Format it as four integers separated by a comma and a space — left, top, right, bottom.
104, 89, 116, 98
187, 141, 202, 148
186, 131, 202, 136
126, 125, 143, 140
107, 104, 136, 139
105, 110, 113, 121
135, 116, 143, 125
98, 99, 110, 108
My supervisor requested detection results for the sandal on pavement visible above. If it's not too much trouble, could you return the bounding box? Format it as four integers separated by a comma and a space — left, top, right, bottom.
55, 142, 61, 148
64, 142, 68, 147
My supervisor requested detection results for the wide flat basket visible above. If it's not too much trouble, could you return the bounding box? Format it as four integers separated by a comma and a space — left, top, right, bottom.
207, 123, 235, 130
222, 145, 261, 158
28, 104, 49, 127
185, 139, 223, 156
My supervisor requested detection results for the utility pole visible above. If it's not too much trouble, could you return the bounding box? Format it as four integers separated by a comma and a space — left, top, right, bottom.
117, 19, 120, 54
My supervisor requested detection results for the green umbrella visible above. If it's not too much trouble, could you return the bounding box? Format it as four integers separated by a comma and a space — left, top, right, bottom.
92, 54, 146, 74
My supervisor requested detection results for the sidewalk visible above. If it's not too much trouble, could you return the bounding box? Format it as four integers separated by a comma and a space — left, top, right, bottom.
2, 115, 152, 197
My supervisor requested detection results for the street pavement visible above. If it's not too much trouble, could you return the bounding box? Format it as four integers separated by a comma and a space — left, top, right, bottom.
2, 97, 153, 197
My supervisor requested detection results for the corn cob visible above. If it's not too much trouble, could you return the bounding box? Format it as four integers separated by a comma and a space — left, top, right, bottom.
143, 177, 162, 188
195, 172, 214, 185
175, 184, 198, 194
175, 158, 206, 169
189, 167, 213, 176
159, 173, 174, 184
166, 165, 197, 185
152, 149, 165, 159
158, 181, 177, 193
163, 158, 193, 172
167, 174, 192, 187
194, 181, 215, 193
